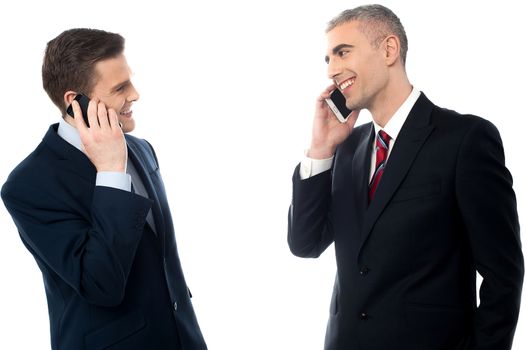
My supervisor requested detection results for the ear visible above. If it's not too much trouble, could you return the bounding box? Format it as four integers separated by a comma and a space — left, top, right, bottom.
63, 90, 78, 108
384, 35, 401, 66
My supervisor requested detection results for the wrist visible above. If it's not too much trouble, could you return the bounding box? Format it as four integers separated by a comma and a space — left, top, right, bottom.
95, 163, 126, 173
307, 144, 336, 159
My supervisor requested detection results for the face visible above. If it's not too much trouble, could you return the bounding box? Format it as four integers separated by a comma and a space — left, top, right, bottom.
325, 21, 389, 112
89, 54, 139, 133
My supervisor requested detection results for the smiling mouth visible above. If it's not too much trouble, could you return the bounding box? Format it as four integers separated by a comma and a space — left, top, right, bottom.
338, 77, 356, 91
120, 109, 133, 118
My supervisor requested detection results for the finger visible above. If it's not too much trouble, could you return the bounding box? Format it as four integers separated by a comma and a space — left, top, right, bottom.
318, 84, 337, 101
87, 98, 100, 129
324, 83, 337, 93
97, 101, 110, 129
71, 100, 88, 132
107, 108, 120, 129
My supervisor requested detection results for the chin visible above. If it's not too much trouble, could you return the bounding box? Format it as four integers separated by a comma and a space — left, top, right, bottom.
121, 120, 135, 133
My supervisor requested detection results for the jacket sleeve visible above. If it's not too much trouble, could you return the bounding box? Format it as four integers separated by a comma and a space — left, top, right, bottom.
288, 164, 335, 258
1, 182, 153, 307
455, 118, 524, 350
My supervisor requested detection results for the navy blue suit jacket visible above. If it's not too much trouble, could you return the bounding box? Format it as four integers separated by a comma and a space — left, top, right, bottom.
288, 94, 523, 350
2, 124, 207, 349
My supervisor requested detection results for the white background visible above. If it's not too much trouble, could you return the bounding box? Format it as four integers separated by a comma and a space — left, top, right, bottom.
0, 0, 524, 349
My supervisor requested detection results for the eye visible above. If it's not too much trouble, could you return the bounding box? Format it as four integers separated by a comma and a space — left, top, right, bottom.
337, 50, 350, 58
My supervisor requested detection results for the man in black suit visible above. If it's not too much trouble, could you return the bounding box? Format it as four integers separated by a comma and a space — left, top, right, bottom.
288, 4, 523, 350
1, 28, 207, 349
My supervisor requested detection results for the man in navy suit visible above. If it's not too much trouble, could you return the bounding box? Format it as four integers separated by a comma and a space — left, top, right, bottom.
288, 5, 523, 350
2, 28, 207, 349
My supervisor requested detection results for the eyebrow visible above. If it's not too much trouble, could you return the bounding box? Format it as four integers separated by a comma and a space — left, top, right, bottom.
325, 44, 354, 63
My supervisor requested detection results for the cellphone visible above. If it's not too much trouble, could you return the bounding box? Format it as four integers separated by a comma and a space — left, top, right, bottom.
325, 88, 352, 123
66, 94, 90, 127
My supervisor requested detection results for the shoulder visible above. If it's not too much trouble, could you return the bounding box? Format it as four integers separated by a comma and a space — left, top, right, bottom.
125, 134, 156, 156
3, 139, 48, 184
437, 111, 500, 147
430, 101, 496, 132
1, 141, 59, 207
125, 133, 150, 150
414, 93, 497, 136
125, 134, 160, 167
425, 104, 504, 165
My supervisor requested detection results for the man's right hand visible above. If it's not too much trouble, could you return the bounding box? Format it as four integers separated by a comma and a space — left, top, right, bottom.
72, 98, 127, 173
308, 84, 359, 159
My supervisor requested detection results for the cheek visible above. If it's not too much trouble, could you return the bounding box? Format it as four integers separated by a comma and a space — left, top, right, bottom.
105, 98, 125, 113
364, 58, 387, 86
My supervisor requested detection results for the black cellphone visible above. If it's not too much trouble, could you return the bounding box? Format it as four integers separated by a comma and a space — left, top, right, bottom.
325, 88, 352, 123
66, 94, 90, 127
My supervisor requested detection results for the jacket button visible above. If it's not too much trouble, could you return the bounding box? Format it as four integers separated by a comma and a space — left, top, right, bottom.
360, 312, 369, 321
360, 266, 370, 275
173, 301, 178, 312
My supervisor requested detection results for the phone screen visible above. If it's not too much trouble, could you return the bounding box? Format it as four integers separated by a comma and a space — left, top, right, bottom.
325, 89, 352, 123
66, 94, 90, 127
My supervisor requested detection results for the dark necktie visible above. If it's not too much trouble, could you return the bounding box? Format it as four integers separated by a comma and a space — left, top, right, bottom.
369, 130, 391, 203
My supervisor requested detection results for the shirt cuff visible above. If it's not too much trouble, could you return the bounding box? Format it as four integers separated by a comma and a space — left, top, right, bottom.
96, 172, 132, 192
299, 153, 334, 180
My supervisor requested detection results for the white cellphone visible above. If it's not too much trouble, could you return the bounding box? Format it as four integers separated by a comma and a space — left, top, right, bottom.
325, 88, 352, 123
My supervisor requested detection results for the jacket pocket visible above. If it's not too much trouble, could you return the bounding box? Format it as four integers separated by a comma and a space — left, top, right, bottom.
329, 278, 339, 315
404, 302, 464, 330
84, 310, 146, 350
403, 302, 468, 349
392, 181, 441, 203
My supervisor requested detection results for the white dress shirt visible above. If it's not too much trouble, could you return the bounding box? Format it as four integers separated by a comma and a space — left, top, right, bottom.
300, 88, 421, 181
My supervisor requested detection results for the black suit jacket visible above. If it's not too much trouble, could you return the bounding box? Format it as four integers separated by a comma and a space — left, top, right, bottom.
288, 94, 523, 350
2, 124, 207, 350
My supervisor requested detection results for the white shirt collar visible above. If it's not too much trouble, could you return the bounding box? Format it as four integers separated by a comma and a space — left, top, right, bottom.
373, 87, 421, 140
57, 118, 85, 152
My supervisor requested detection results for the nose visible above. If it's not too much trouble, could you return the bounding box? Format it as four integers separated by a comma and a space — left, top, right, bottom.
127, 82, 140, 102
327, 57, 343, 80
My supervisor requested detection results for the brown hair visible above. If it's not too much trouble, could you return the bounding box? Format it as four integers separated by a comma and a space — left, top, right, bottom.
42, 28, 125, 116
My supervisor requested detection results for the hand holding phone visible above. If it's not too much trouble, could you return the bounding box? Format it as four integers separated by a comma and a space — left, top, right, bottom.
308, 85, 359, 159
66, 94, 90, 127
68, 95, 127, 172
324, 88, 352, 123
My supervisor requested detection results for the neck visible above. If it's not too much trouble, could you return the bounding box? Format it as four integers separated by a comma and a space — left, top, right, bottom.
369, 73, 412, 128
63, 115, 77, 128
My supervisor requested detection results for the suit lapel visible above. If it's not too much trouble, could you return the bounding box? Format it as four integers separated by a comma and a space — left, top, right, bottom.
351, 124, 375, 229
358, 94, 436, 257
127, 141, 165, 238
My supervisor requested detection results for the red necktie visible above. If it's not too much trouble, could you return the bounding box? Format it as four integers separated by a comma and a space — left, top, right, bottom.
369, 130, 391, 203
